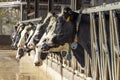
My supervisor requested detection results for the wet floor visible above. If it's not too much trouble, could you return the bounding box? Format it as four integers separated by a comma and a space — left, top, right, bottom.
0, 50, 19, 80
0, 50, 52, 80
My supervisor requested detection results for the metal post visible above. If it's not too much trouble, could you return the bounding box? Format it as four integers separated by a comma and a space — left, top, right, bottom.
71, 0, 75, 10
34, 0, 39, 18
48, 0, 53, 12
27, 0, 30, 19
0, 20, 2, 35
20, 4, 23, 21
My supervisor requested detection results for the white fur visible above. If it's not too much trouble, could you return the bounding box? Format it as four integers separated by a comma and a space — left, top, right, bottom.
27, 23, 43, 49
34, 16, 57, 64
27, 12, 54, 49
25, 28, 34, 45
34, 13, 70, 65
16, 24, 33, 59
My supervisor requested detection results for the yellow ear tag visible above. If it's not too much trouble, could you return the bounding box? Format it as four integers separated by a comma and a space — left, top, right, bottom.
66, 16, 70, 22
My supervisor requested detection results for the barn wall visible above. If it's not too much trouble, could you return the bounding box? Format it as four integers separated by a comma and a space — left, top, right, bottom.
0, 19, 14, 46
0, 35, 12, 45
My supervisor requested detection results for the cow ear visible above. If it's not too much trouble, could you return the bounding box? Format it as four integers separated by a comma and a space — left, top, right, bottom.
50, 10, 56, 16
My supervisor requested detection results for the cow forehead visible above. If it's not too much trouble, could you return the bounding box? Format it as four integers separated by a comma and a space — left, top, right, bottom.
50, 16, 56, 21
47, 12, 53, 17
36, 23, 42, 29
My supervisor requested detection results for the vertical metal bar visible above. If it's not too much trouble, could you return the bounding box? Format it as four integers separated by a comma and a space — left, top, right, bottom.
0, 20, 2, 35
109, 10, 115, 80
74, 0, 77, 10
71, 0, 74, 10
101, 12, 112, 80
90, 13, 101, 80
85, 50, 91, 77
20, 4, 23, 21
98, 12, 104, 80
34, 0, 39, 18
90, 13, 94, 79
27, 0, 30, 19
110, 11, 120, 80
98, 12, 111, 80
48, 0, 53, 12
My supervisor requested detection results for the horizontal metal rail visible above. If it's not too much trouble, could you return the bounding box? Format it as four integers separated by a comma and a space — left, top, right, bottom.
0, 1, 26, 8
76, 2, 120, 13
21, 17, 42, 23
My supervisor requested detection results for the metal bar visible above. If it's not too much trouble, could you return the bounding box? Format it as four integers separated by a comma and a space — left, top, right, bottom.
98, 12, 104, 80
101, 12, 112, 80
48, 0, 53, 12
26, 0, 30, 19
21, 17, 42, 23
0, 1, 26, 8
34, 0, 39, 18
76, 2, 120, 13
90, 13, 101, 80
0, 5, 19, 8
20, 4, 23, 21
111, 11, 120, 80
109, 10, 115, 80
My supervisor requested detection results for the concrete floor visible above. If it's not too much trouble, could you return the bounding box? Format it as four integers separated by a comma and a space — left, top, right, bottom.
0, 50, 52, 80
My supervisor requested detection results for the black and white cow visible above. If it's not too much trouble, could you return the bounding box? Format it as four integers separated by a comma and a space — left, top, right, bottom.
27, 12, 56, 49
11, 22, 26, 48
15, 22, 36, 60
32, 14, 57, 65
11, 12, 58, 66
34, 7, 91, 67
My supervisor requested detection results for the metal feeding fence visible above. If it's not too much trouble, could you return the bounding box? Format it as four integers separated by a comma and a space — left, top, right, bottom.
44, 2, 120, 80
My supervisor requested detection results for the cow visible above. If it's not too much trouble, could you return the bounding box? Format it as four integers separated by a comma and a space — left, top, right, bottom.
34, 7, 91, 67
15, 22, 36, 60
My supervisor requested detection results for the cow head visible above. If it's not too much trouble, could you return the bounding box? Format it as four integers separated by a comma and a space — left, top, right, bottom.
11, 22, 26, 48
27, 12, 56, 49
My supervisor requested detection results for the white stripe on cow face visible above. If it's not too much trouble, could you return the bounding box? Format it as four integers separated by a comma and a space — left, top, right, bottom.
17, 27, 26, 48
17, 24, 32, 48
27, 12, 53, 48
36, 16, 57, 47
27, 23, 43, 49
34, 48, 43, 66
43, 12, 53, 24
12, 23, 25, 48
25, 29, 34, 45
33, 15, 57, 65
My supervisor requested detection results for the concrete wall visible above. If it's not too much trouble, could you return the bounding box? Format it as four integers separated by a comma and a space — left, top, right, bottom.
0, 35, 12, 45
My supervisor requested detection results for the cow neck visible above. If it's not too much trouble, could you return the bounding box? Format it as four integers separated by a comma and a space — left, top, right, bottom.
74, 8, 83, 43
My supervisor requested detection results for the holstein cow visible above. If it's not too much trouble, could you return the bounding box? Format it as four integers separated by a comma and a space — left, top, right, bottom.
12, 12, 55, 61
11, 22, 26, 48
11, 22, 21, 48
15, 22, 36, 60
34, 7, 91, 67
27, 12, 56, 49
33, 13, 60, 66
